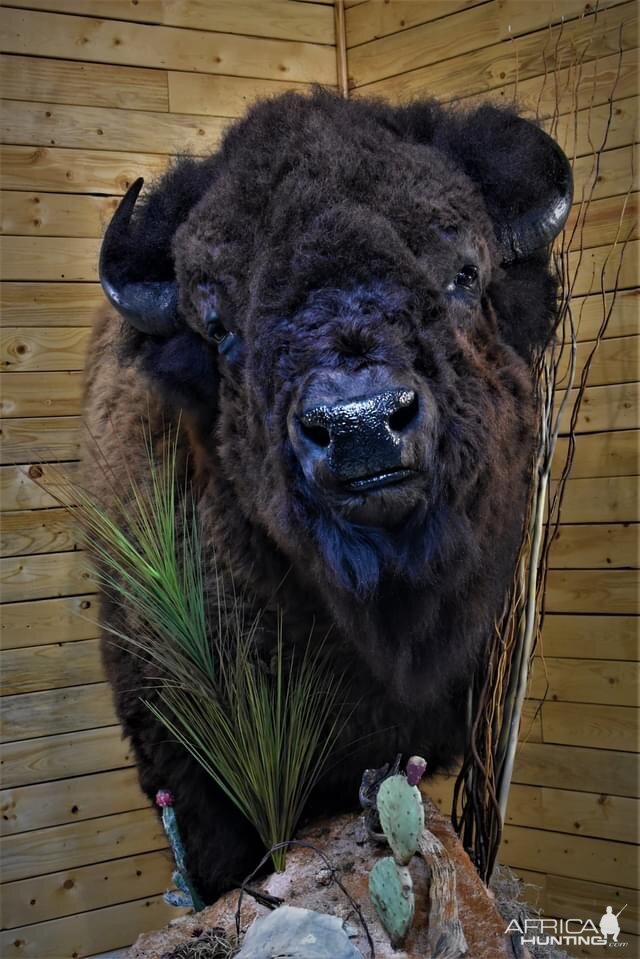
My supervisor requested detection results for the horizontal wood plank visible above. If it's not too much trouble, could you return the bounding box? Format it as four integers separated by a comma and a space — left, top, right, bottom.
1, 282, 104, 327
1, 594, 98, 650
425, 776, 638, 844
1, 98, 229, 157
513, 741, 638, 797
1, 806, 165, 882
0, 682, 115, 741
528, 656, 639, 706
0, 417, 82, 465
541, 614, 639, 660
0, 145, 168, 195
0, 893, 181, 959
1, 725, 132, 788
1, 191, 118, 238
570, 147, 638, 208
1, 462, 80, 511
552, 429, 639, 480
545, 569, 638, 614
1, 507, 81, 557
543, 700, 639, 752
0, 371, 85, 417
1, 328, 91, 372
513, 870, 639, 936
556, 335, 640, 389
571, 288, 639, 342
0, 237, 100, 282
565, 190, 638, 252
347, 0, 490, 48
1, 638, 103, 695
0, 7, 337, 84
0, 54, 169, 112
0, 766, 145, 836
6, 0, 335, 44
1, 848, 171, 930
547, 522, 637, 569
555, 382, 639, 434
553, 475, 638, 524
167, 69, 310, 117
500, 822, 637, 887
0, 550, 94, 602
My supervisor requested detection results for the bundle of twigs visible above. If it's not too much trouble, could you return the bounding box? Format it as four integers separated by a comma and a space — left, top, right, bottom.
452, 15, 634, 880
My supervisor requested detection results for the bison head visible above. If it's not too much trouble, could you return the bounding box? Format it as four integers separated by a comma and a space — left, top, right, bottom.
100, 91, 570, 608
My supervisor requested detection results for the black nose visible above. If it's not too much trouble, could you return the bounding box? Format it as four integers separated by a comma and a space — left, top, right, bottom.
297, 388, 420, 486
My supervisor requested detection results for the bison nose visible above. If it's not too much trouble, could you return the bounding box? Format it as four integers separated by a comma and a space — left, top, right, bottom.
296, 388, 420, 486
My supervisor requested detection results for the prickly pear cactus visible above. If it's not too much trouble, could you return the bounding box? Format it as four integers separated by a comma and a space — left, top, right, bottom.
369, 856, 415, 948
376, 773, 425, 866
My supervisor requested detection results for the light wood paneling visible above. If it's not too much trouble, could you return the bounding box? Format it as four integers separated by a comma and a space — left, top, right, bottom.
2, 849, 172, 929
1, 507, 80, 557
0, 767, 145, 836
0, 99, 230, 157
1, 283, 105, 326
0, 54, 169, 111
0, 145, 169, 194
0, 7, 337, 84
1, 807, 165, 883
513, 742, 638, 798
1, 328, 91, 372
1, 725, 133, 789
545, 569, 638, 614
1, 594, 98, 650
351, 3, 636, 99
0, 682, 115, 741
0, 417, 83, 464
547, 523, 637, 569
552, 429, 639, 479
528, 656, 639, 706
0, 551, 94, 602
1, 192, 118, 237
541, 615, 639, 660
0, 893, 181, 959
5, 0, 336, 44
1, 639, 103, 694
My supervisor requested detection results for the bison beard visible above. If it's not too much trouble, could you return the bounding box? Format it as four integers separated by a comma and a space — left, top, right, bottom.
83, 90, 570, 902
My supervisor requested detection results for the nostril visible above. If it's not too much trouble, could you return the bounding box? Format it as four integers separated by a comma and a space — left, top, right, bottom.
300, 421, 331, 448
388, 393, 419, 433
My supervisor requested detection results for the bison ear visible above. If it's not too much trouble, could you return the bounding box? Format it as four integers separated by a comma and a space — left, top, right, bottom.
433, 104, 573, 262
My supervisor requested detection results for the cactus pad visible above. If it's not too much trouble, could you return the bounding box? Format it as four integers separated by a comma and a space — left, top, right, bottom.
376, 774, 425, 865
369, 856, 415, 947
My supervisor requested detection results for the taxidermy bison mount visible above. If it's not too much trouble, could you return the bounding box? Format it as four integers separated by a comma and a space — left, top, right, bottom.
83, 90, 571, 902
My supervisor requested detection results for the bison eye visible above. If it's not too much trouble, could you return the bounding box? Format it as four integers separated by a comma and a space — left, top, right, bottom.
451, 264, 479, 292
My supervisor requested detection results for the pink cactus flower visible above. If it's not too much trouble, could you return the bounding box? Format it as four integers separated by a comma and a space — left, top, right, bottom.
406, 756, 427, 787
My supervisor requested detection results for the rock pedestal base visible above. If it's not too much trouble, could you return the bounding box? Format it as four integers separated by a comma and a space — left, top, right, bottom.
129, 800, 517, 959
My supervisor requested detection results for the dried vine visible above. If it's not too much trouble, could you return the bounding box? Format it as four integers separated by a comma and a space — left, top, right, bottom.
452, 9, 634, 881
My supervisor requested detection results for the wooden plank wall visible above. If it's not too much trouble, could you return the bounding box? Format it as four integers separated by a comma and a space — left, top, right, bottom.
344, 1, 639, 954
0, 3, 336, 956
0, 0, 637, 956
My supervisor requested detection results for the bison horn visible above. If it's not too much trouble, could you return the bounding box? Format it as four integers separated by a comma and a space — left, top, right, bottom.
99, 178, 179, 337
497, 133, 573, 263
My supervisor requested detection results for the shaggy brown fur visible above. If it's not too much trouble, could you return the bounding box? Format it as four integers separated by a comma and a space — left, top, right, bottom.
83, 90, 562, 901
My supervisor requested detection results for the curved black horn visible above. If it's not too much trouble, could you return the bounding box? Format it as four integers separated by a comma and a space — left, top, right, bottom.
497, 134, 573, 263
100, 177, 179, 336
